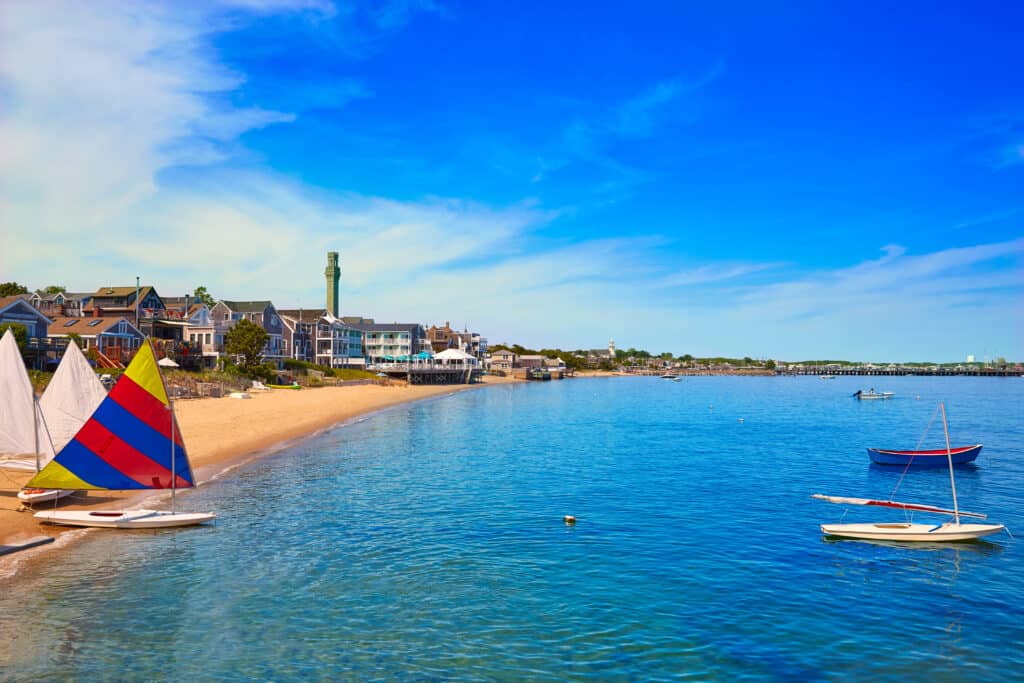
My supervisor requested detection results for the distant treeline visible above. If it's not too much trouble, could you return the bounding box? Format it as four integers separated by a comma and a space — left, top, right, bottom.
489, 344, 776, 370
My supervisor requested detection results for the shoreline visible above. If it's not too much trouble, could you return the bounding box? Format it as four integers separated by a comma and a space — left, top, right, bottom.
0, 375, 521, 576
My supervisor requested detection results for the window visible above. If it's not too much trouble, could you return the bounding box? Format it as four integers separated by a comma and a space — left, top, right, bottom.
88, 319, 102, 327
63, 320, 79, 327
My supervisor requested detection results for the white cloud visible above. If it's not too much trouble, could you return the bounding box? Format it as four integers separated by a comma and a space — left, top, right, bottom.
1, 2, 1019, 362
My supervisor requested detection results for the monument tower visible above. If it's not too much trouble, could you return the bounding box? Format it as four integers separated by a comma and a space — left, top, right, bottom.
325, 251, 340, 317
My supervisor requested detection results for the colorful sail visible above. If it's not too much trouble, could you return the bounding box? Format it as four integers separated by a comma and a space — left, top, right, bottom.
28, 341, 194, 491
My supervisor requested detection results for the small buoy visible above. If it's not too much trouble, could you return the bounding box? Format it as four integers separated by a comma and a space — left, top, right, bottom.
738, 418, 744, 423
564, 515, 576, 525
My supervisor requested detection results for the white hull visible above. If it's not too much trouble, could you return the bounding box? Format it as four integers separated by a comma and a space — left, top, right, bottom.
17, 489, 77, 504
35, 509, 216, 529
821, 522, 1005, 542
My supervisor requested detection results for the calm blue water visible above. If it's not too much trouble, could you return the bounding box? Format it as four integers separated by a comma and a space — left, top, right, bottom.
2, 376, 1023, 681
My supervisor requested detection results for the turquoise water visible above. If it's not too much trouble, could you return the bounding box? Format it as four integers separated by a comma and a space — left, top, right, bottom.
2, 376, 1023, 681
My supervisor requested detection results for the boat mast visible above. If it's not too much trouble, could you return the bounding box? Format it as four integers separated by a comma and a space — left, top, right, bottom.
940, 402, 960, 525
33, 394, 40, 473
170, 398, 176, 514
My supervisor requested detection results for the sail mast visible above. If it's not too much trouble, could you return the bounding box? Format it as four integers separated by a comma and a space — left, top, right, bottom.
940, 402, 960, 525
33, 394, 40, 473
170, 399, 176, 513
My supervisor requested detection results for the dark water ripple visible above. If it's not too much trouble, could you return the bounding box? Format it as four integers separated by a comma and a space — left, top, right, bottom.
1, 376, 1023, 681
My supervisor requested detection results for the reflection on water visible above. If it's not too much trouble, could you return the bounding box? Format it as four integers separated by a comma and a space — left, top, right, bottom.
2, 376, 1022, 680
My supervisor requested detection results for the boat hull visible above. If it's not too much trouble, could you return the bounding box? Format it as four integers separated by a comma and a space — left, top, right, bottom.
857, 393, 894, 400
17, 488, 77, 504
868, 444, 982, 466
821, 522, 1004, 542
34, 509, 216, 529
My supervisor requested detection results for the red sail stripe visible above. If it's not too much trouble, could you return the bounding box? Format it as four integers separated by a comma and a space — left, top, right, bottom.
75, 418, 191, 490
109, 375, 183, 447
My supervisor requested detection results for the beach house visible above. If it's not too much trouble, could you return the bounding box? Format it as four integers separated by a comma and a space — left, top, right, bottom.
163, 298, 218, 368
342, 317, 426, 366
85, 285, 189, 346
279, 309, 364, 368
28, 290, 86, 318
46, 316, 144, 367
488, 349, 516, 372
211, 300, 284, 366
0, 296, 52, 341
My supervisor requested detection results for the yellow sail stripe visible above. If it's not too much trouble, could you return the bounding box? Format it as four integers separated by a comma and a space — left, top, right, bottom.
123, 341, 168, 406
27, 460, 104, 490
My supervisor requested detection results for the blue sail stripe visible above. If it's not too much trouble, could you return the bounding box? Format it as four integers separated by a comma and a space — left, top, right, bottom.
54, 439, 150, 490
91, 399, 194, 484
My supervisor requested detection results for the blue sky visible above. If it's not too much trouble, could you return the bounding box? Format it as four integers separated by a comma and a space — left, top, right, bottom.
1, 1, 1021, 361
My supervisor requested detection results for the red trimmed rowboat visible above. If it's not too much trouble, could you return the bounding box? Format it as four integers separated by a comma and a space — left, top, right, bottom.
868, 444, 982, 466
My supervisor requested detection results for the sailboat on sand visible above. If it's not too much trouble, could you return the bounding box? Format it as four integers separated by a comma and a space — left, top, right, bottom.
20, 341, 107, 504
29, 339, 215, 529
813, 402, 1004, 542
0, 329, 74, 504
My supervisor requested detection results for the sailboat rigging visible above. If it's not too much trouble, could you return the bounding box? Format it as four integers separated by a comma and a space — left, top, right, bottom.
29, 339, 215, 529
814, 402, 1004, 542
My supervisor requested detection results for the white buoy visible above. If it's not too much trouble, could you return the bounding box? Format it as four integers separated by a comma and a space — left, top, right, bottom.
564, 515, 576, 525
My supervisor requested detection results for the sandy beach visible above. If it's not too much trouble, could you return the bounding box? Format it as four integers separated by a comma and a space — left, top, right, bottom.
0, 376, 519, 558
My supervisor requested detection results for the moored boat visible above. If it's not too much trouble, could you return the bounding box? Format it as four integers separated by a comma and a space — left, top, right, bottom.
868, 444, 982, 466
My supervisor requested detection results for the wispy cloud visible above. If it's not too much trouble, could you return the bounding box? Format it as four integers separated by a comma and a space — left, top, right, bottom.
532, 62, 725, 193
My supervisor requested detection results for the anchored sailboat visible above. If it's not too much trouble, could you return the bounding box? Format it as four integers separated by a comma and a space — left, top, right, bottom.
29, 339, 215, 529
814, 402, 1004, 542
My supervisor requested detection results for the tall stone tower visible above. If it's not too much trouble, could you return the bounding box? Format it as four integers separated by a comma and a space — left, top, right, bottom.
325, 251, 340, 317
608, 338, 615, 357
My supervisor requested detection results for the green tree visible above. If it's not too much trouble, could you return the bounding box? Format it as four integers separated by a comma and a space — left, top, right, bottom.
192, 285, 215, 307
224, 318, 269, 375
0, 282, 29, 296
66, 332, 84, 349
42, 285, 66, 295
0, 322, 28, 357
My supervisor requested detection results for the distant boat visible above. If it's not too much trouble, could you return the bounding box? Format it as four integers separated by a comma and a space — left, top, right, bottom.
29, 340, 215, 529
820, 375, 836, 379
853, 390, 894, 400
814, 403, 1003, 542
868, 444, 982, 466
660, 373, 677, 379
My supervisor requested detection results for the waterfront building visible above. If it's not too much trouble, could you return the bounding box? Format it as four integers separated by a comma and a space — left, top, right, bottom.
426, 322, 488, 360
211, 300, 284, 365
279, 309, 364, 368
28, 290, 86, 318
342, 317, 426, 365
163, 297, 218, 369
85, 285, 188, 344
0, 295, 52, 342
517, 354, 548, 370
46, 316, 144, 367
488, 349, 516, 372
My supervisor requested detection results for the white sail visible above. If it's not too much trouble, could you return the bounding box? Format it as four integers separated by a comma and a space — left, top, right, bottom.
0, 329, 53, 469
38, 341, 107, 456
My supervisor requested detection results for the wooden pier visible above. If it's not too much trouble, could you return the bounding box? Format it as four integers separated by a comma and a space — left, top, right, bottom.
376, 363, 482, 385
